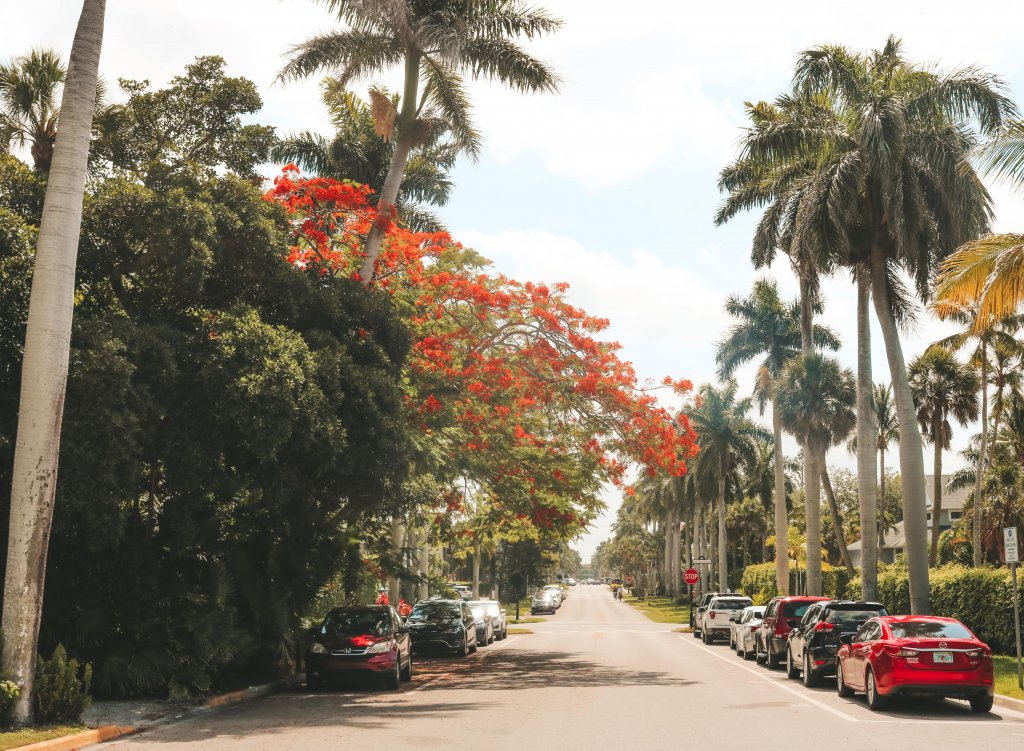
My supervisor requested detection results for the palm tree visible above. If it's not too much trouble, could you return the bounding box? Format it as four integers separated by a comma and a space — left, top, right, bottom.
717, 37, 1014, 612
908, 348, 979, 565
1, 0, 106, 725
688, 382, 767, 591
279, 0, 562, 284
871, 383, 900, 550
775, 354, 856, 594
0, 49, 65, 172
273, 81, 457, 232
715, 278, 839, 594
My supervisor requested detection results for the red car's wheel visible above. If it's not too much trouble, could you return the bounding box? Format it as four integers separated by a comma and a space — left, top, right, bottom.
836, 660, 854, 697
865, 668, 887, 710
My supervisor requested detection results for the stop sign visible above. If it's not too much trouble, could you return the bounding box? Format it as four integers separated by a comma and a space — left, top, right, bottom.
683, 568, 700, 586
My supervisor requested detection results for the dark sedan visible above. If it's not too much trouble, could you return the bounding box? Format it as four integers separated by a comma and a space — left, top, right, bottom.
305, 605, 412, 690
406, 600, 478, 656
786, 600, 887, 686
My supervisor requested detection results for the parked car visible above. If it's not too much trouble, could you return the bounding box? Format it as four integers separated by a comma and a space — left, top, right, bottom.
542, 584, 565, 607
755, 595, 830, 668
836, 615, 994, 713
469, 603, 495, 646
691, 592, 724, 635
306, 605, 412, 690
469, 600, 508, 640
700, 595, 753, 644
451, 584, 472, 600
406, 600, 477, 656
785, 601, 888, 686
531, 589, 558, 614
731, 605, 766, 659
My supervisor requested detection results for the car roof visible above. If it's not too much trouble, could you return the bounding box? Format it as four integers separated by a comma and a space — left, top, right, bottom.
880, 615, 961, 624
773, 596, 831, 603
327, 605, 389, 614
825, 601, 885, 610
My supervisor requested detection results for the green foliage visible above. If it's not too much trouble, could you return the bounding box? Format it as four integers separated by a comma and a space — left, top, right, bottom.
33, 645, 91, 725
740, 562, 778, 601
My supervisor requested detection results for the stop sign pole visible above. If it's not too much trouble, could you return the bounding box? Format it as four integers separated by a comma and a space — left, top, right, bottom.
684, 568, 700, 621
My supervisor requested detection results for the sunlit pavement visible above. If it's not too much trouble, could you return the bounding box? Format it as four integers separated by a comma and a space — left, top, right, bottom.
95, 586, 1024, 750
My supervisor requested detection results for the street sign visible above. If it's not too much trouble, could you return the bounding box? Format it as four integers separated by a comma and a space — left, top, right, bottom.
1006, 527, 1019, 564
692, 557, 712, 565
683, 568, 700, 586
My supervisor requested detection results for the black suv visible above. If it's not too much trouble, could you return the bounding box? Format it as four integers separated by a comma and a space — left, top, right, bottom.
785, 600, 888, 686
406, 599, 478, 656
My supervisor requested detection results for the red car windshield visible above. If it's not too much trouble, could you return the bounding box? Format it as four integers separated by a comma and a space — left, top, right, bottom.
888, 621, 974, 640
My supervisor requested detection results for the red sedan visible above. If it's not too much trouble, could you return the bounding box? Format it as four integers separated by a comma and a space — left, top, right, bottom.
836, 615, 994, 713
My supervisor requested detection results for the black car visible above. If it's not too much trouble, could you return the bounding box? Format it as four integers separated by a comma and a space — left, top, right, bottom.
305, 605, 412, 690
785, 600, 888, 686
406, 600, 478, 656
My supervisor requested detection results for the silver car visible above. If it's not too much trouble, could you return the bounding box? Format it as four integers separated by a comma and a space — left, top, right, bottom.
731, 605, 766, 660
468, 600, 508, 640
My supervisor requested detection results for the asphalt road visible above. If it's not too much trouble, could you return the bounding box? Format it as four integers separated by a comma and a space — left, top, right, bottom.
95, 586, 1024, 750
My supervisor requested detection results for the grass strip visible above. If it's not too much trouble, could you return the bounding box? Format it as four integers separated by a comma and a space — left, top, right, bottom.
0, 725, 86, 751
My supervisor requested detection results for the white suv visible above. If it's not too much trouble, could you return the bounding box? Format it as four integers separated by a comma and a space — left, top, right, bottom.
700, 595, 753, 644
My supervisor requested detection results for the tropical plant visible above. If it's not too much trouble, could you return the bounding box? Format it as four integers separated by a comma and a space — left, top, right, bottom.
279, 0, 562, 284
908, 348, 979, 565
1, 0, 106, 725
0, 49, 66, 172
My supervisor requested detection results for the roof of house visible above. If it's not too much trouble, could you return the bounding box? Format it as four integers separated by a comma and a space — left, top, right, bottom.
846, 475, 967, 552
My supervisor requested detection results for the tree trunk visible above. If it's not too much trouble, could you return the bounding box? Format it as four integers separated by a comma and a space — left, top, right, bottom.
804, 443, 823, 595
870, 245, 930, 614
878, 447, 887, 549
472, 541, 482, 598
1, 0, 105, 726
387, 518, 403, 605
662, 509, 672, 595
929, 421, 943, 567
822, 467, 854, 574
973, 347, 988, 567
357, 52, 421, 284
856, 270, 878, 599
718, 463, 728, 592
418, 537, 430, 602
772, 405, 790, 595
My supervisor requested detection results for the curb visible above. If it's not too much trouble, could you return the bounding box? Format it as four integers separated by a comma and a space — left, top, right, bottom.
11, 725, 135, 751
994, 692, 1024, 713
202, 673, 303, 709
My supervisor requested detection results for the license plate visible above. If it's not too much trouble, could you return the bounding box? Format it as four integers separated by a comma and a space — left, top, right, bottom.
933, 651, 954, 664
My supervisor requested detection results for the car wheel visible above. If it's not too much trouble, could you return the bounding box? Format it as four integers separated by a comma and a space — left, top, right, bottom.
692, 627, 701, 638
865, 668, 887, 710
729, 634, 735, 649
470, 634, 478, 653
400, 652, 413, 681
743, 639, 755, 661
802, 653, 818, 688
785, 647, 800, 679
488, 629, 495, 645
385, 659, 401, 690
969, 694, 994, 713
836, 660, 854, 697
702, 628, 711, 645
766, 642, 781, 670
459, 634, 469, 657
755, 637, 767, 664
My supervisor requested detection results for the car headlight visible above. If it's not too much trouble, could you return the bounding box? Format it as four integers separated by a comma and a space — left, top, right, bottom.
310, 642, 328, 655
365, 640, 394, 654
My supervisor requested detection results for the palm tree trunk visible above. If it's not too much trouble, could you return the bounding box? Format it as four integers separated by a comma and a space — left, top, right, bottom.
418, 535, 430, 602
772, 405, 790, 595
973, 347, 988, 567
878, 447, 887, 549
472, 541, 481, 598
870, 245, 931, 614
856, 270, 878, 599
387, 518, 403, 604
822, 467, 854, 574
662, 509, 672, 595
357, 51, 420, 284
804, 443, 823, 595
929, 420, 943, 567
718, 462, 728, 591
1, 0, 105, 726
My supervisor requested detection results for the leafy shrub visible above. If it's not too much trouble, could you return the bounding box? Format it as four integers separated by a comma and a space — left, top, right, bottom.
0, 679, 18, 726
33, 644, 92, 724
740, 563, 777, 600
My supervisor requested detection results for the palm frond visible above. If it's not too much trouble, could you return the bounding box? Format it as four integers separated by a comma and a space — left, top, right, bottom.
420, 55, 481, 158
278, 30, 403, 84
934, 234, 1024, 327
455, 37, 560, 93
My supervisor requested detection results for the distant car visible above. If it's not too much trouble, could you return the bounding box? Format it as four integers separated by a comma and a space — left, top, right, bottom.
786, 601, 887, 686
469, 600, 508, 640
531, 590, 558, 614
756, 596, 830, 668
542, 584, 565, 607
731, 605, 766, 659
691, 592, 724, 635
700, 595, 753, 644
406, 600, 477, 656
451, 584, 472, 601
306, 605, 412, 690
566, 578, 578, 586
836, 615, 994, 713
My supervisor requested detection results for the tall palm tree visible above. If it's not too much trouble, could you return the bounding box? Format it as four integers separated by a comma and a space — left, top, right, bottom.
280, 0, 562, 284
908, 348, 979, 565
775, 354, 856, 595
0, 49, 66, 172
273, 81, 457, 232
715, 278, 839, 595
717, 37, 1014, 612
688, 382, 767, 591
1, 0, 106, 725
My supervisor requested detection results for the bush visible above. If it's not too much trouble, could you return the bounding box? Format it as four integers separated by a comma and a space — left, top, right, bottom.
33, 645, 92, 725
0, 679, 18, 726
740, 563, 778, 601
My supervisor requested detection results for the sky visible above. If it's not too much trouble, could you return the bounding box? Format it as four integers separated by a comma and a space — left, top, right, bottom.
4, 1, 1024, 561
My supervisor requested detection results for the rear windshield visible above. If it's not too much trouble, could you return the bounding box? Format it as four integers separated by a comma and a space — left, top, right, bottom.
889, 621, 973, 640
783, 602, 815, 618
713, 599, 752, 610
321, 609, 390, 636
826, 609, 887, 630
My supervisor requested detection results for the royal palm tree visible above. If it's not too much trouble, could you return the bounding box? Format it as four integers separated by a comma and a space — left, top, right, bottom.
273, 81, 457, 231
775, 354, 856, 594
717, 37, 1014, 612
908, 348, 979, 565
280, 0, 562, 284
688, 382, 767, 591
0, 49, 66, 172
715, 278, 839, 594
2, 0, 106, 725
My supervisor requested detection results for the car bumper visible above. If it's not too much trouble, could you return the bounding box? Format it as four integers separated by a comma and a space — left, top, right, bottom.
409, 632, 465, 652
882, 682, 993, 699
808, 646, 840, 675
306, 651, 398, 679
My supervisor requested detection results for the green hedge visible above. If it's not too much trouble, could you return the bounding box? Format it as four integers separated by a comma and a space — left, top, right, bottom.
739, 562, 1024, 654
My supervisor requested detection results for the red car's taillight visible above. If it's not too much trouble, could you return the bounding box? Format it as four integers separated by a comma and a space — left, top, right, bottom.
814, 622, 835, 632
750, 625, 759, 631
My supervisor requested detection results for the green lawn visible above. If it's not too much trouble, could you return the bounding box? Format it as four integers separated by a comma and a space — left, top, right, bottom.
0, 725, 85, 751
624, 594, 692, 625
994, 655, 1024, 701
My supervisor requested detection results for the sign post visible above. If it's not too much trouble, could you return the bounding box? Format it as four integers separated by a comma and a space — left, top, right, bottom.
1005, 527, 1022, 690
683, 568, 700, 620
